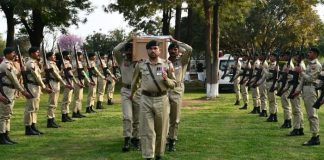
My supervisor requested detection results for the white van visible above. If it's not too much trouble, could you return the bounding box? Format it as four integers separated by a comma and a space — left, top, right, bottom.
219, 54, 239, 91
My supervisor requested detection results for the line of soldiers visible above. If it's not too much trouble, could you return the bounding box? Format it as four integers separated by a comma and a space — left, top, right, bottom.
0, 46, 118, 144
113, 38, 192, 160
227, 47, 322, 146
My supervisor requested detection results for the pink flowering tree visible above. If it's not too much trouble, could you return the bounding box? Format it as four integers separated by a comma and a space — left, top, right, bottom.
58, 34, 83, 51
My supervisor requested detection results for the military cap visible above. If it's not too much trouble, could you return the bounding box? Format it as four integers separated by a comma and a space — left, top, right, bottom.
46, 52, 54, 59
3, 47, 15, 56
88, 52, 96, 58
168, 42, 179, 50
309, 47, 320, 55
99, 52, 106, 57
146, 40, 159, 49
62, 50, 70, 57
28, 47, 39, 55
124, 42, 133, 51
77, 51, 83, 56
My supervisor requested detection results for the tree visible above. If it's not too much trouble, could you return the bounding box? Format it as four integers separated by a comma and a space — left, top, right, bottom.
106, 0, 183, 35
0, 0, 17, 47
84, 29, 128, 54
17, 0, 93, 47
58, 34, 83, 51
0, 34, 6, 53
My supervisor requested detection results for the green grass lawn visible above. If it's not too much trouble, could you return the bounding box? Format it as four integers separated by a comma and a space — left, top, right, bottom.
1, 84, 324, 160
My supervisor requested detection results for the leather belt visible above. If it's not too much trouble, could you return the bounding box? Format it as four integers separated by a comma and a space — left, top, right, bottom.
123, 83, 131, 89
142, 90, 167, 97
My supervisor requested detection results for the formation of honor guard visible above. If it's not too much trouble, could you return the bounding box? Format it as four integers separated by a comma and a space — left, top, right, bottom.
224, 47, 323, 146
0, 36, 193, 160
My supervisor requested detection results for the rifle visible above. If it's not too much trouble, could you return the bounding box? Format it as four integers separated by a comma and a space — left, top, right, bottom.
287, 49, 305, 99
73, 45, 84, 87
97, 52, 110, 78
313, 75, 324, 109
229, 58, 239, 83
41, 43, 53, 90
221, 54, 232, 79
251, 52, 268, 88
83, 49, 95, 84
268, 52, 280, 92
276, 51, 293, 96
17, 45, 34, 98
0, 73, 11, 104
239, 53, 252, 85
246, 51, 258, 86
57, 44, 73, 89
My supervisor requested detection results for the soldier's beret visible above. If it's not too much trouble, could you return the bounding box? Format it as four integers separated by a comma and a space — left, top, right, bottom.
146, 40, 159, 49
3, 47, 15, 55
99, 52, 106, 57
28, 47, 39, 55
77, 51, 83, 56
168, 43, 179, 50
46, 52, 54, 59
62, 50, 70, 57
124, 42, 133, 51
309, 47, 320, 55
88, 52, 96, 58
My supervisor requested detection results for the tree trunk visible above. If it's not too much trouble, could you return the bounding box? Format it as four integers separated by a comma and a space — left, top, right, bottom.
0, 2, 15, 47
162, 8, 171, 35
203, 0, 213, 98
174, 4, 182, 40
186, 6, 193, 46
211, 0, 220, 97
21, 9, 45, 47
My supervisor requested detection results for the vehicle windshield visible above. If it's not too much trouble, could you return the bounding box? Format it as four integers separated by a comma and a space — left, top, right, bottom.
220, 60, 235, 71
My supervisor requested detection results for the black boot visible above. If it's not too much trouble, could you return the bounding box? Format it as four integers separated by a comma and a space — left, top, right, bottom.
5, 131, 17, 144
47, 118, 60, 128
62, 114, 73, 122
266, 114, 277, 122
25, 126, 39, 135
86, 107, 92, 113
168, 139, 176, 152
256, 107, 261, 114
249, 107, 258, 114
130, 137, 140, 150
273, 113, 278, 122
234, 100, 240, 105
66, 114, 75, 121
0, 133, 13, 145
299, 128, 305, 135
96, 101, 104, 109
108, 98, 114, 105
239, 103, 247, 110
31, 123, 44, 134
288, 128, 304, 136
155, 155, 162, 160
259, 110, 268, 117
122, 137, 130, 152
90, 106, 96, 113
77, 111, 86, 118
281, 119, 292, 128
302, 135, 320, 146
72, 112, 82, 118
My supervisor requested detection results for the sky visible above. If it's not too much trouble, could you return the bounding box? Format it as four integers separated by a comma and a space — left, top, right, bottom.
0, 2, 324, 40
